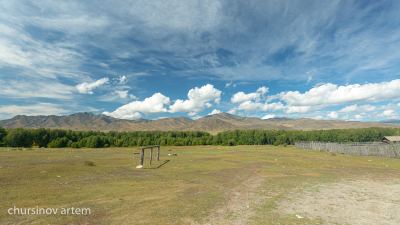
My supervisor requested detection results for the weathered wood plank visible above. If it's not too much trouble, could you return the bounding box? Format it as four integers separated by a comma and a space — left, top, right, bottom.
295, 141, 400, 159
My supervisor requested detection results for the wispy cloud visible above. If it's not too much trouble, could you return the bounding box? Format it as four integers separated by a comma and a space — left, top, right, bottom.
2, 1, 400, 122
113, 76, 127, 85
76, 78, 109, 94
0, 78, 75, 99
2, 0, 400, 85
0, 103, 69, 120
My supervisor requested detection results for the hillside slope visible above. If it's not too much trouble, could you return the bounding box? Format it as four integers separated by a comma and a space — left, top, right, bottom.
1, 112, 400, 132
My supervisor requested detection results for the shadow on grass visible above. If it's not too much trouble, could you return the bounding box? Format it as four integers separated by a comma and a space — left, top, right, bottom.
145, 160, 170, 169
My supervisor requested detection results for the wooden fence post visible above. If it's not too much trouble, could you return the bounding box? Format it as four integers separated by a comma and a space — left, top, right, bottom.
157, 146, 160, 161
150, 147, 153, 165
139, 148, 144, 166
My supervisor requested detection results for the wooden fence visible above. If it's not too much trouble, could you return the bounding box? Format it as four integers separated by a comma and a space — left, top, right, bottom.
295, 141, 400, 159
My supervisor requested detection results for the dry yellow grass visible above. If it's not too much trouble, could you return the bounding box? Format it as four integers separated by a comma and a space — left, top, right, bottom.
1, 145, 399, 224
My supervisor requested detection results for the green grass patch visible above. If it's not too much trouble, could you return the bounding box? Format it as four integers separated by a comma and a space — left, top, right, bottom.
0, 145, 399, 224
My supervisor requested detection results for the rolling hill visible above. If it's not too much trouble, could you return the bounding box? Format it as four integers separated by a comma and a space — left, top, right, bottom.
1, 112, 400, 133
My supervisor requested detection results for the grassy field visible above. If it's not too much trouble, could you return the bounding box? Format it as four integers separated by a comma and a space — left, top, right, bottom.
1, 145, 400, 224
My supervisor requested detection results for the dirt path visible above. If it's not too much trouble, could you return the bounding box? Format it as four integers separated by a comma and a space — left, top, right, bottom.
276, 179, 400, 224
206, 171, 265, 225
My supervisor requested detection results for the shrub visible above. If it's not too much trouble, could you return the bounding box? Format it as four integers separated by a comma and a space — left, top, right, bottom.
129, 140, 136, 147
160, 140, 166, 146
283, 143, 288, 147
174, 142, 183, 146
71, 142, 80, 148
84, 161, 95, 166
47, 140, 56, 148
67, 140, 73, 148
273, 141, 279, 146
227, 139, 236, 146
331, 152, 336, 156
104, 144, 109, 148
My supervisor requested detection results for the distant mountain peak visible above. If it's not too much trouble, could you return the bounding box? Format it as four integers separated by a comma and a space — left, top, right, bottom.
263, 117, 293, 122
379, 119, 400, 124
70, 112, 95, 117
71, 112, 95, 115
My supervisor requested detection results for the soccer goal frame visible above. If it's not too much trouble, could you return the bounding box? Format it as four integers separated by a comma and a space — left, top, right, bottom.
139, 145, 160, 166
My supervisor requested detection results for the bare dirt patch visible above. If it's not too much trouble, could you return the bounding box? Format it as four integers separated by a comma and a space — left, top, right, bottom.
276, 179, 400, 224
207, 171, 265, 225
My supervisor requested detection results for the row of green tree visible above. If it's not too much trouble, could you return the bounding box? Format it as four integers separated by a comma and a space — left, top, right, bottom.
214, 127, 400, 145
0, 126, 398, 148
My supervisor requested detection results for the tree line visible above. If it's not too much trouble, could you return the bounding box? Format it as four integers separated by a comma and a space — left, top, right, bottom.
0, 126, 398, 148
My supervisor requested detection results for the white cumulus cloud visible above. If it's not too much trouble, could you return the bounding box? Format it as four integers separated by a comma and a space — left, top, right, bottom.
257, 86, 269, 95
260, 102, 286, 112
349, 115, 363, 121
129, 94, 138, 99
115, 90, 129, 99
359, 104, 376, 112
76, 77, 109, 94
327, 111, 338, 119
235, 101, 262, 113
191, 115, 203, 120
267, 79, 400, 114
208, 109, 221, 115
188, 112, 197, 116
233, 100, 285, 114
312, 115, 324, 120
231, 86, 269, 103
113, 76, 127, 84
103, 93, 170, 119
285, 106, 316, 114
229, 80, 400, 118
355, 115, 363, 120
261, 114, 275, 120
382, 110, 396, 117
227, 109, 236, 115
231, 92, 260, 103
169, 84, 221, 113
339, 104, 358, 113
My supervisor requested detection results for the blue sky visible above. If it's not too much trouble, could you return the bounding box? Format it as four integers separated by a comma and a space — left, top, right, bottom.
1, 0, 400, 122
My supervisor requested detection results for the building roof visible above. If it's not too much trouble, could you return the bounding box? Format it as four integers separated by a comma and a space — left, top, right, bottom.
381, 136, 400, 142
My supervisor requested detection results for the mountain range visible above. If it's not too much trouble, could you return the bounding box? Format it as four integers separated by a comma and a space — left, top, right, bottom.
1, 112, 400, 134
378, 119, 400, 124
